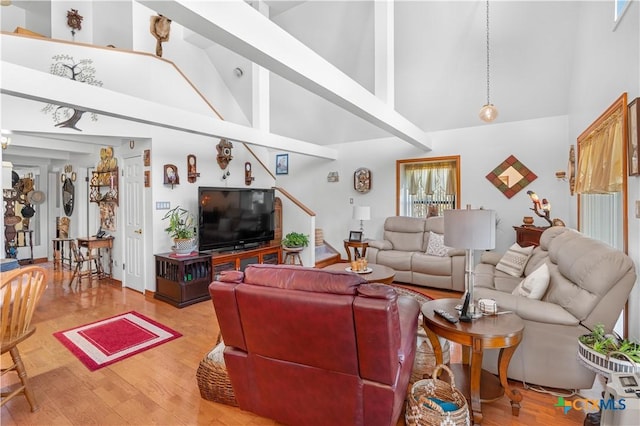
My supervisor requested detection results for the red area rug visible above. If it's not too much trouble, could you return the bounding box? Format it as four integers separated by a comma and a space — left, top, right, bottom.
54, 311, 182, 371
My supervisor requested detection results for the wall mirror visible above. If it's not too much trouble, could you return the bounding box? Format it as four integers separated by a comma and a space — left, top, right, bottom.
62, 177, 74, 216
396, 156, 460, 217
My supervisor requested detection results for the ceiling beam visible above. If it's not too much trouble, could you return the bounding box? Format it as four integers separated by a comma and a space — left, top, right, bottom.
1, 62, 339, 160
139, 0, 432, 151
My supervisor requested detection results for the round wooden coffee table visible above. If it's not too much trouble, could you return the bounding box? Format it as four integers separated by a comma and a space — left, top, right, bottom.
421, 298, 524, 426
322, 263, 395, 284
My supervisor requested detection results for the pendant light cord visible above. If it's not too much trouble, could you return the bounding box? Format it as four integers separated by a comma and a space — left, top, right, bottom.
485, 0, 491, 105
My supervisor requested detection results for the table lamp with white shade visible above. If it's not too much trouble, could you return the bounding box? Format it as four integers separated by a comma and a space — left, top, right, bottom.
352, 206, 370, 235
444, 206, 496, 320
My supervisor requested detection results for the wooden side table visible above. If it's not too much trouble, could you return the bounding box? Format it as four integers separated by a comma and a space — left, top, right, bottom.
343, 239, 368, 262
513, 225, 547, 247
421, 298, 524, 425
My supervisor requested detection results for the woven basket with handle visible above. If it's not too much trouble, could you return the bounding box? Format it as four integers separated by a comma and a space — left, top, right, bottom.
405, 364, 470, 426
196, 338, 238, 407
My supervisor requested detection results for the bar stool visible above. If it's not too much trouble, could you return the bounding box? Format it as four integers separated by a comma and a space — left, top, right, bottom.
282, 247, 303, 266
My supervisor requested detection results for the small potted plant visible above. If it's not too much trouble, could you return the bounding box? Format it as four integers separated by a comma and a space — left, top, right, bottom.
162, 205, 196, 255
577, 323, 640, 377
281, 232, 309, 251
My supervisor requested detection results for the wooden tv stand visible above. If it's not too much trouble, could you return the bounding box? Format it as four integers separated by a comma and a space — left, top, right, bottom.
210, 243, 281, 279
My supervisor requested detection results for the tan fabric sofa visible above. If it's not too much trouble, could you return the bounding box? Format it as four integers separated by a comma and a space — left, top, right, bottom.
474, 226, 636, 390
366, 216, 466, 291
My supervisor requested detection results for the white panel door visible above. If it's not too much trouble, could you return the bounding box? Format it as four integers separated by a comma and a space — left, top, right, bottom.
123, 156, 144, 293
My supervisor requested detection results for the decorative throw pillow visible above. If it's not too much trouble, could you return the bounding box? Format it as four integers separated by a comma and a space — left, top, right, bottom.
495, 243, 534, 277
426, 231, 449, 257
512, 263, 550, 299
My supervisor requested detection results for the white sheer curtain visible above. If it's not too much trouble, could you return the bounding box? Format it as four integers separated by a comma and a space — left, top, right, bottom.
401, 160, 457, 217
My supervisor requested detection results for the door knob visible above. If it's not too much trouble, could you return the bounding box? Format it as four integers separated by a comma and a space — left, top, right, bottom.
134, 229, 142, 234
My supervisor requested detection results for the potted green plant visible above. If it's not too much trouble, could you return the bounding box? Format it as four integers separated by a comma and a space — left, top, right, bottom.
577, 323, 640, 377
162, 206, 196, 255
281, 232, 309, 250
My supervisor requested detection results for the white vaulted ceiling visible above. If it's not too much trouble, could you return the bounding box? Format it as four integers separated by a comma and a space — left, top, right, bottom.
193, 0, 580, 145
2, 0, 584, 161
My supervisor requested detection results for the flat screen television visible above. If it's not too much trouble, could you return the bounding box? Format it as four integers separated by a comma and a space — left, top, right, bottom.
198, 187, 275, 252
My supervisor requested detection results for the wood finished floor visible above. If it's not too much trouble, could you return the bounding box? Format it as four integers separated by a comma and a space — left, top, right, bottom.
1, 263, 587, 425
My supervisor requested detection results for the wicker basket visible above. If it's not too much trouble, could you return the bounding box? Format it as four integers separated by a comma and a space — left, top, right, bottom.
411, 334, 451, 384
196, 341, 238, 407
405, 364, 470, 426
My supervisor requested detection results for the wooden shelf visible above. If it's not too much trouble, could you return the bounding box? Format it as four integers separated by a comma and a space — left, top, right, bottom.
89, 168, 119, 205
211, 244, 281, 279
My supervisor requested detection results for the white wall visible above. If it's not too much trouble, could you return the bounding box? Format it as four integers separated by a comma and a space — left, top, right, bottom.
277, 115, 570, 259
568, 1, 640, 341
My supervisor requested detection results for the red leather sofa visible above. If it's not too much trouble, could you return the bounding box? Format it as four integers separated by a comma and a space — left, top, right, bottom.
209, 264, 420, 426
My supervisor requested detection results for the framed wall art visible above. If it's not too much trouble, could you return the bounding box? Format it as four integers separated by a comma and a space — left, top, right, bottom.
276, 154, 288, 175
628, 97, 639, 176
485, 155, 537, 198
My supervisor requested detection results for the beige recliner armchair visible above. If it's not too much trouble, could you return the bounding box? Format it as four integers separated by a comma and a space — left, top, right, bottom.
474, 226, 636, 390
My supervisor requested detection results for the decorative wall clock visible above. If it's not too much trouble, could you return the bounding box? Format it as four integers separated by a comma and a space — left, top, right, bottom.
187, 154, 199, 183
354, 167, 371, 193
216, 139, 233, 179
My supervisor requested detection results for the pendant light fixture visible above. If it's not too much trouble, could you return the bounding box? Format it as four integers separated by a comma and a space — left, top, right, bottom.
479, 0, 498, 123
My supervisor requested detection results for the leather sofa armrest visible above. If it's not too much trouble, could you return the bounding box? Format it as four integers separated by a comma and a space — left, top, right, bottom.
475, 288, 579, 326
367, 239, 392, 250
447, 248, 466, 257
480, 251, 502, 266
209, 281, 247, 350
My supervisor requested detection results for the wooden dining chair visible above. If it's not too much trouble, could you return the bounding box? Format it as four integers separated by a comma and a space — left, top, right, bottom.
1, 265, 47, 412
67, 240, 96, 289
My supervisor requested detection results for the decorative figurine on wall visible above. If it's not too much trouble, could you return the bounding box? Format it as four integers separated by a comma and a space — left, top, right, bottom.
245, 162, 254, 186
187, 155, 200, 183
164, 164, 179, 188
216, 139, 233, 180
150, 14, 171, 57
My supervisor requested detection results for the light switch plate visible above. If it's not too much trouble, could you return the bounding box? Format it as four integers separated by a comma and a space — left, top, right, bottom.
156, 201, 170, 210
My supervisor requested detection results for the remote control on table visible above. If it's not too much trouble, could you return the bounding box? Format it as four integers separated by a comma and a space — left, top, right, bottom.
433, 308, 459, 324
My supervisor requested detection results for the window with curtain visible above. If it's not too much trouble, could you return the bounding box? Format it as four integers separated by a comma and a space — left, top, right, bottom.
576, 93, 628, 253
396, 156, 460, 217
576, 93, 628, 337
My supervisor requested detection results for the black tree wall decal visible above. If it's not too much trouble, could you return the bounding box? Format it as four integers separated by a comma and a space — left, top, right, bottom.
41, 54, 103, 131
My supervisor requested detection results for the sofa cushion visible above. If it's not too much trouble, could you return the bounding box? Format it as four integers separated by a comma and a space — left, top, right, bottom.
382, 216, 426, 251
512, 263, 550, 299
425, 231, 449, 257
412, 253, 453, 276
377, 250, 413, 272
495, 243, 534, 277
